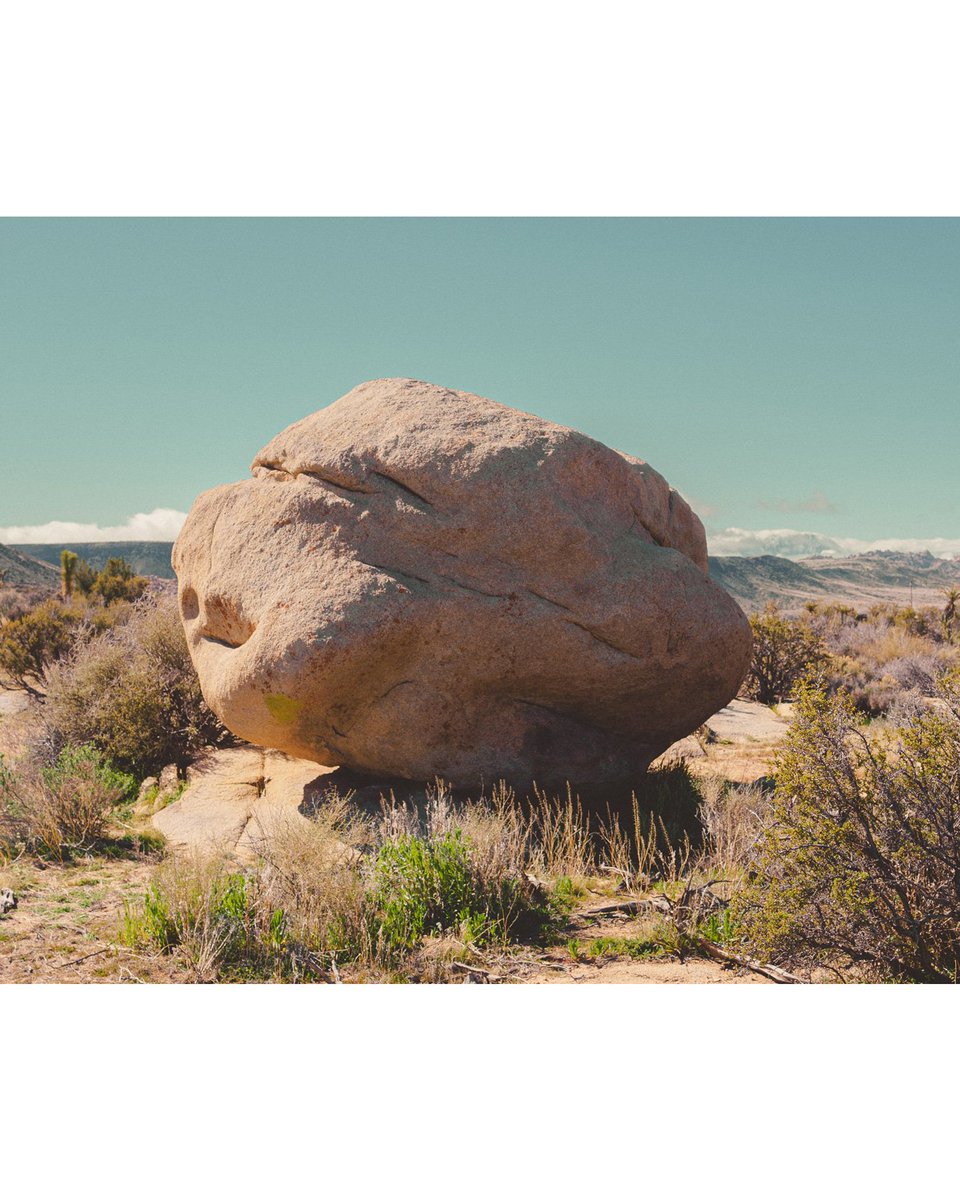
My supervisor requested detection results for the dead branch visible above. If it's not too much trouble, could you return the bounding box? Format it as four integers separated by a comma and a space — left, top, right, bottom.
690, 937, 807, 984
578, 896, 671, 919
450, 960, 504, 981
58, 946, 110, 969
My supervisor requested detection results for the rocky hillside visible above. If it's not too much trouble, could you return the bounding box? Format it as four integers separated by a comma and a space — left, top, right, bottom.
710, 550, 960, 612
16, 542, 175, 579
0, 543, 58, 589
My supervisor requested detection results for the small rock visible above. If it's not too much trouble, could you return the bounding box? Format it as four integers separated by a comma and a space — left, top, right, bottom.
158, 764, 179, 790
137, 776, 159, 803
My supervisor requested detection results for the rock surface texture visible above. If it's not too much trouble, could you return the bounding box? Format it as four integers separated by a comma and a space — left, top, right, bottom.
152, 748, 330, 860
173, 379, 752, 788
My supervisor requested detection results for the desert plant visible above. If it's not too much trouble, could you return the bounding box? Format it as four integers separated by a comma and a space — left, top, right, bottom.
942, 588, 960, 643
370, 821, 549, 953
59, 550, 78, 600
123, 778, 584, 980
1, 585, 55, 622
121, 857, 270, 979
0, 743, 136, 859
810, 610, 960, 717
733, 680, 960, 982
371, 830, 478, 950
91, 557, 148, 606
0, 600, 83, 691
42, 590, 229, 776
74, 556, 97, 597
744, 604, 826, 704
697, 775, 770, 874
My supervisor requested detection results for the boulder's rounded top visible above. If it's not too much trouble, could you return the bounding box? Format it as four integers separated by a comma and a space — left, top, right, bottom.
250, 377, 707, 571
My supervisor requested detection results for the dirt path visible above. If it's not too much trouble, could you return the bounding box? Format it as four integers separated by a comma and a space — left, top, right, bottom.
518, 958, 768, 983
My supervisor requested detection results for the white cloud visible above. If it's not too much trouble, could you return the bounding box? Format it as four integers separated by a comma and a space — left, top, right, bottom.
0, 508, 187, 545
708, 526, 960, 560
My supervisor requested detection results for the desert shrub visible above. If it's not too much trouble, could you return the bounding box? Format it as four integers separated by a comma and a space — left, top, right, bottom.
372, 831, 490, 950
0, 744, 136, 860
733, 681, 960, 982
0, 585, 54, 622
744, 604, 826, 704
0, 601, 83, 691
91, 556, 148, 606
73, 556, 98, 597
697, 775, 770, 874
885, 653, 941, 693
370, 824, 547, 952
816, 618, 959, 716
121, 857, 274, 978
42, 590, 229, 777
891, 606, 939, 639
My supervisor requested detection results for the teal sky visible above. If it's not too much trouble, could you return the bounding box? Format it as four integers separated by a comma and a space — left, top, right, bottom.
2, 218, 958, 556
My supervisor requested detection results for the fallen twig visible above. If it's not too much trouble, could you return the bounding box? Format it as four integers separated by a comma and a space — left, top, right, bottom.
118, 965, 148, 984
450, 960, 503, 981
690, 937, 806, 985
58, 946, 110, 969
578, 896, 671, 919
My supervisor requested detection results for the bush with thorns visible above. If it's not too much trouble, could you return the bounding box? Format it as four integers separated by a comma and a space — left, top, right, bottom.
733, 678, 960, 982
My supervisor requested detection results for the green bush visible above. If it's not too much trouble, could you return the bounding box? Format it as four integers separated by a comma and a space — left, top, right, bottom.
372, 830, 486, 951
733, 680, 960, 982
744, 604, 826, 704
0, 601, 82, 690
0, 743, 136, 859
90, 557, 148, 606
43, 590, 229, 777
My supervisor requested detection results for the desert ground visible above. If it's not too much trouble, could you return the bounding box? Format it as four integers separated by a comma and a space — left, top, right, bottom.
0, 680, 787, 984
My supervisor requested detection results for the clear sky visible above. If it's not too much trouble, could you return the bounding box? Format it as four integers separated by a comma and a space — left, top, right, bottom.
1, 218, 958, 556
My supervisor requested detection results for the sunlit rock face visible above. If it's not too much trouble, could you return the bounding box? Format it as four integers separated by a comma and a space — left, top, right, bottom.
173, 379, 752, 788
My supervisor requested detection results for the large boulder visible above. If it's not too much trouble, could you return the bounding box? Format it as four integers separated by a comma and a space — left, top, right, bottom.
173, 379, 751, 788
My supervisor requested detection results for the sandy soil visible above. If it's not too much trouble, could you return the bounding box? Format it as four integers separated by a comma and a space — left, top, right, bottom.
0, 854, 187, 983
655, 698, 791, 783
494, 910, 770, 985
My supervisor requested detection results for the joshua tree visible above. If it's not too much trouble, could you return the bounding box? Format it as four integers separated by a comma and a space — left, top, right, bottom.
941, 587, 960, 642
60, 549, 78, 600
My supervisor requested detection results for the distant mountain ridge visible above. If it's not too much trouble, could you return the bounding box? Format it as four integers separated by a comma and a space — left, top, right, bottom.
708, 550, 960, 612
6, 541, 960, 612
0, 542, 59, 589
15, 542, 175, 580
